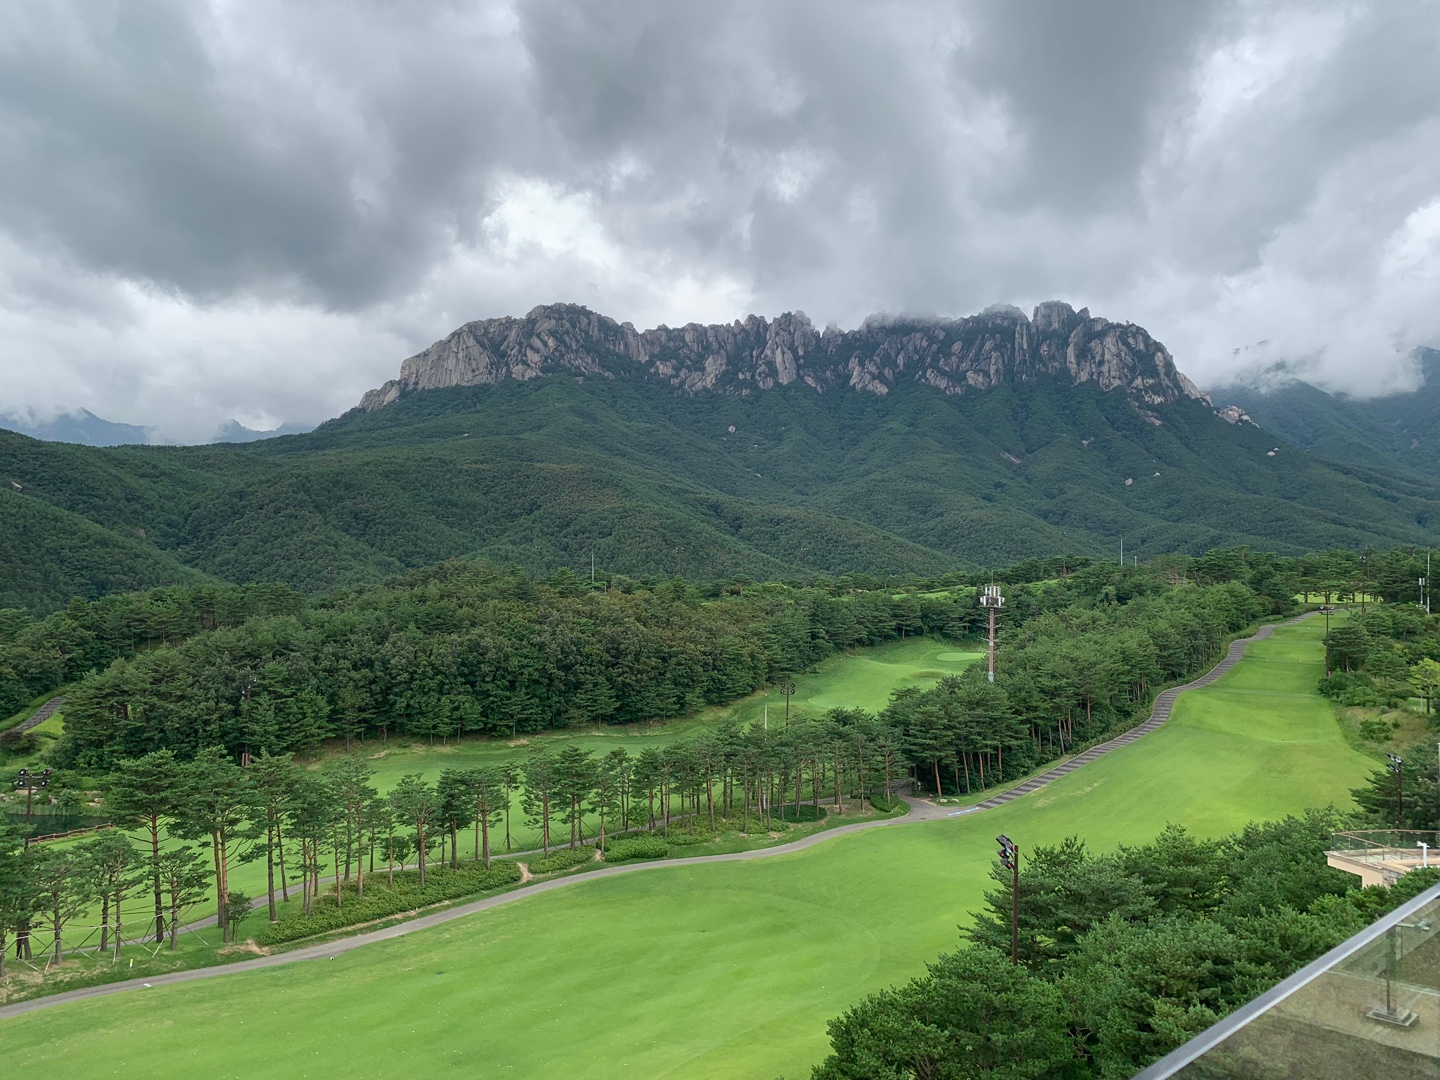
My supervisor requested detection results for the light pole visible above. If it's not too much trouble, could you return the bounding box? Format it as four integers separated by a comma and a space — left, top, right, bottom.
979, 585, 1004, 684
778, 681, 797, 727
996, 834, 1019, 966
1360, 551, 1371, 615
1319, 604, 1335, 676
1387, 754, 1404, 829
14, 768, 51, 824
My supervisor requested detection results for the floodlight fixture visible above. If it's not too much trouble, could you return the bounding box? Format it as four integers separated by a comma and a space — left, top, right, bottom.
1387, 755, 1405, 829
993, 834, 1020, 965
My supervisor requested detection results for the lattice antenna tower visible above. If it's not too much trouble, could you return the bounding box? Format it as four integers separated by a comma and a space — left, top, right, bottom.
979, 583, 1004, 683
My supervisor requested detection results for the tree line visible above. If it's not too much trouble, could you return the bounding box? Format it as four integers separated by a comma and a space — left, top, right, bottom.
812, 811, 1437, 1079
11, 546, 1330, 768
883, 580, 1267, 795
9, 542, 1414, 737
0, 703, 911, 965
1319, 603, 1440, 711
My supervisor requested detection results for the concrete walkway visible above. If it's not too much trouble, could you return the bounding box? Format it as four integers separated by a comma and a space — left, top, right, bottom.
0, 614, 1309, 1020
0, 694, 65, 743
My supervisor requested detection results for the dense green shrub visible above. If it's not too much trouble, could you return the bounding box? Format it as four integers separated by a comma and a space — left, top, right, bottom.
663, 826, 735, 846
527, 846, 597, 874
771, 803, 827, 823
817, 813, 1434, 1079
255, 861, 522, 946
603, 836, 668, 861
1318, 671, 1380, 706
866, 794, 904, 813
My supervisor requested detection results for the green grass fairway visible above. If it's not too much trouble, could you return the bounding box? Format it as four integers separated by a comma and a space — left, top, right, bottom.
27, 636, 981, 929
729, 636, 982, 725
348, 636, 980, 792
3, 619, 1377, 1078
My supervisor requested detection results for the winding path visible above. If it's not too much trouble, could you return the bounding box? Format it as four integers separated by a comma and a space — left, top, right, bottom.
0, 694, 65, 743
0, 613, 1312, 1020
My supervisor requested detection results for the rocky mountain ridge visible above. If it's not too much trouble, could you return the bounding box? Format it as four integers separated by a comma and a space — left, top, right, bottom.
358, 301, 1207, 411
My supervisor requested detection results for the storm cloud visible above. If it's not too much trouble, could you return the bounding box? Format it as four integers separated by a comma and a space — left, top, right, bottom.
0, 0, 1437, 439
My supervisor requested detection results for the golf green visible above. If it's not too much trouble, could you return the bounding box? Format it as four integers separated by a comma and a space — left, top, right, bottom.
2, 619, 1375, 1078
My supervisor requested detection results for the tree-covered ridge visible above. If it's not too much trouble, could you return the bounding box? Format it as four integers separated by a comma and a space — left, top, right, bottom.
814, 814, 1439, 1079
50, 564, 965, 766
22, 546, 1298, 775
0, 490, 213, 613
0, 582, 307, 721
7, 371, 1440, 612
886, 580, 1264, 798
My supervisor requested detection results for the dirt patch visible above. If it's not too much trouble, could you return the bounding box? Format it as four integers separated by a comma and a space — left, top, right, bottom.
506, 737, 530, 748
219, 940, 271, 957
517, 863, 534, 884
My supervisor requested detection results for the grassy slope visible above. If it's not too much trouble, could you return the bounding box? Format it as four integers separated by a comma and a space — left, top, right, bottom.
3, 619, 1376, 1078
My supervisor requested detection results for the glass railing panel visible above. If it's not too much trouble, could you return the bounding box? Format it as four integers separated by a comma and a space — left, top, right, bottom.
1135, 882, 1440, 1079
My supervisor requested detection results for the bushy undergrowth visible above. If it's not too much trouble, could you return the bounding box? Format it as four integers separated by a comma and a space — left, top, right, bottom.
255, 861, 522, 946
771, 803, 827, 823
603, 836, 669, 861
527, 846, 597, 874
662, 825, 736, 846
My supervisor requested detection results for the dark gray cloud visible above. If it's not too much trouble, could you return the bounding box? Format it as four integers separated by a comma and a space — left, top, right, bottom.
0, 0, 1436, 439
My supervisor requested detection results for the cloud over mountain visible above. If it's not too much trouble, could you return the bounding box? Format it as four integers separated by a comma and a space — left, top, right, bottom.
1, 1, 1436, 440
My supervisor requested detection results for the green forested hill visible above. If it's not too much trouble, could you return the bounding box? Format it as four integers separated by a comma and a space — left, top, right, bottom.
4, 375, 1440, 611
1213, 347, 1440, 475
0, 489, 213, 611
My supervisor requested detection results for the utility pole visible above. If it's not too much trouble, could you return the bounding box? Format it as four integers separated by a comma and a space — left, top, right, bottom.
779, 681, 797, 727
1320, 604, 1335, 676
997, 835, 1019, 966
591, 551, 595, 585
980, 585, 1004, 684
14, 768, 51, 823
1387, 754, 1404, 829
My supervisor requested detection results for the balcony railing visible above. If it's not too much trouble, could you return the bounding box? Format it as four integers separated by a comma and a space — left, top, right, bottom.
1325, 830, 1440, 887
1133, 878, 1440, 1078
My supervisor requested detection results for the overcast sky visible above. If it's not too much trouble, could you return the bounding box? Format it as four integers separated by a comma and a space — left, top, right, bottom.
1, 0, 1437, 440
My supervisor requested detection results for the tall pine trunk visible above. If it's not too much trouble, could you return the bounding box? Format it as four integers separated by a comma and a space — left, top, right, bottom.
148, 816, 164, 944
266, 823, 277, 923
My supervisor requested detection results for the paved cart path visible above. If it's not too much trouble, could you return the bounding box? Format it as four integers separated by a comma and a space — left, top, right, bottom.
1, 694, 65, 742
0, 614, 1312, 1020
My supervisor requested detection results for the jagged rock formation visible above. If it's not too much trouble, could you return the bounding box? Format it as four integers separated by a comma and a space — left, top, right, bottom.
358, 301, 1207, 411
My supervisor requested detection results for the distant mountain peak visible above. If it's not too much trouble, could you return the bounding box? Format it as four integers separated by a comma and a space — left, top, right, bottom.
0, 408, 150, 446
358, 302, 1207, 412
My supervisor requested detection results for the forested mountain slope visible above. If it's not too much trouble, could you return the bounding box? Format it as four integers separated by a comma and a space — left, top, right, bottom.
4, 305, 1440, 612
1213, 347, 1440, 475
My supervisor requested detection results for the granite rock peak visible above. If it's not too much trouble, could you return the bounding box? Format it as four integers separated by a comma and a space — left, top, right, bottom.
358, 302, 1207, 411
